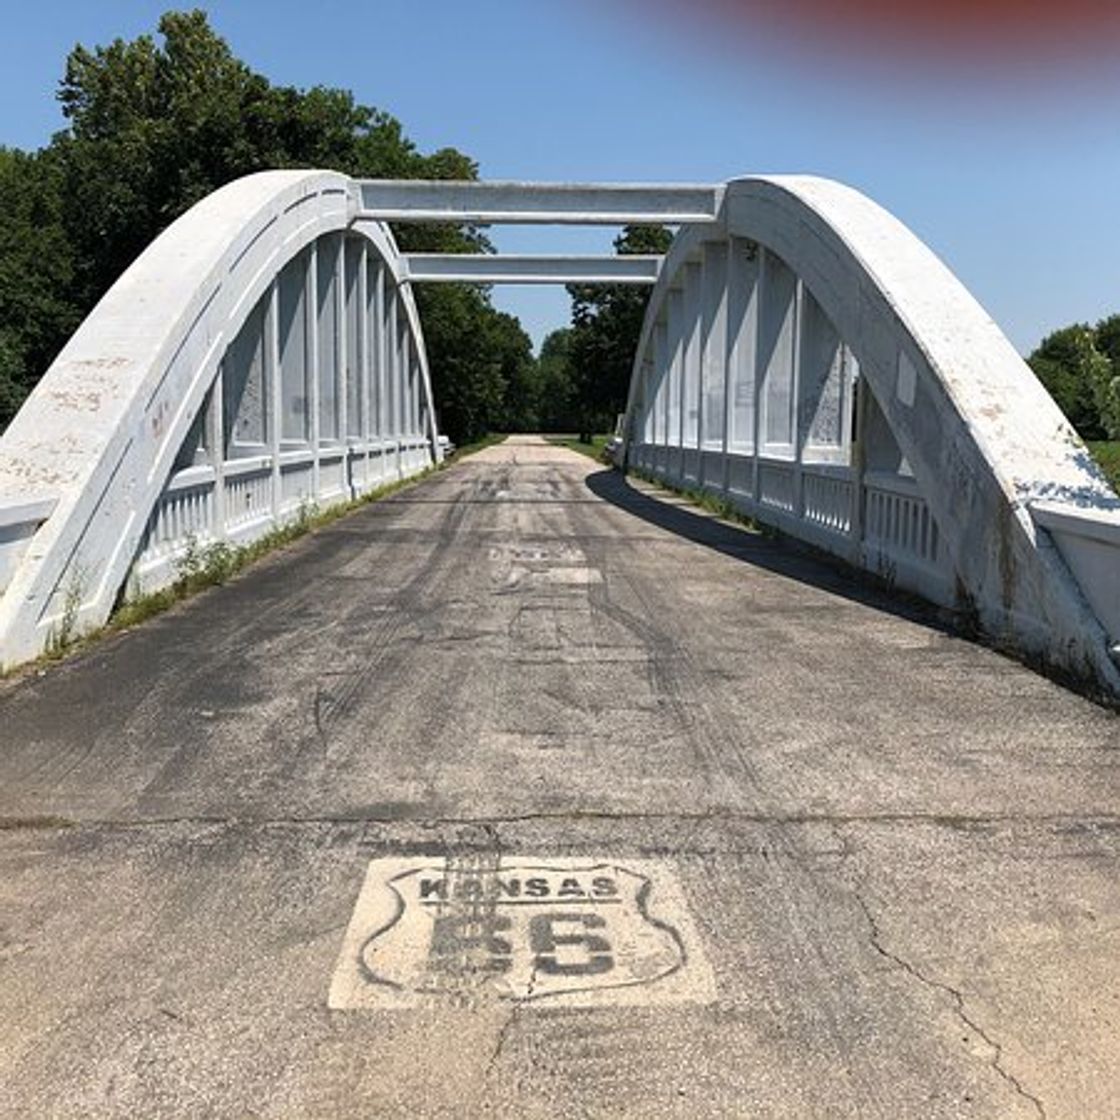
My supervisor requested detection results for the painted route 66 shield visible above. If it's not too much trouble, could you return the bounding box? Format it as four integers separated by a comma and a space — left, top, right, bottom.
329, 856, 715, 1009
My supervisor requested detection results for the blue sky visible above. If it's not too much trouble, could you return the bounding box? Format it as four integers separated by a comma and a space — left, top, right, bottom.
1, 0, 1117, 354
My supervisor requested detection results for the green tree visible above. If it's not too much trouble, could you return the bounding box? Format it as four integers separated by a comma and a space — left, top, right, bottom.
420, 296, 537, 442
55, 10, 487, 302
0, 147, 80, 428
1, 8, 518, 438
57, 10, 268, 306
1095, 314, 1120, 378
415, 284, 506, 445
1089, 315, 1120, 438
566, 225, 671, 440
1028, 323, 1116, 440
491, 312, 539, 432
537, 328, 577, 431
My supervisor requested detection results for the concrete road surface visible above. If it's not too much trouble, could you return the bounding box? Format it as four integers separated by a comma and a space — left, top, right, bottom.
1, 435, 1117, 1118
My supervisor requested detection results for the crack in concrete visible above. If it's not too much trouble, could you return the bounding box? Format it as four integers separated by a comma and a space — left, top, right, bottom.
311, 687, 329, 753
485, 961, 539, 1081
1, 809, 1118, 834
480, 820, 504, 860
855, 892, 1045, 1119
485, 1002, 519, 1079
479, 818, 529, 1083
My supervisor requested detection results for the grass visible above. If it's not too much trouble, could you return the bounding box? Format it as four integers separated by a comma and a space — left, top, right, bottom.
626, 466, 766, 535
2, 440, 507, 680
546, 434, 613, 462
110, 442, 523, 632
109, 502, 328, 633
1087, 441, 1120, 492
92, 470, 436, 646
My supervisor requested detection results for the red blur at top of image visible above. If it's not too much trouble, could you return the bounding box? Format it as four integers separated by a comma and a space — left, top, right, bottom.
636, 0, 1120, 62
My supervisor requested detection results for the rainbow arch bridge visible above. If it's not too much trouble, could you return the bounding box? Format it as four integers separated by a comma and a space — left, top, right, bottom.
1, 170, 1118, 697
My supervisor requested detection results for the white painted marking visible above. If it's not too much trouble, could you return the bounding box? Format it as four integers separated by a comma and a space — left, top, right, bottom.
539, 567, 603, 586
329, 856, 716, 1009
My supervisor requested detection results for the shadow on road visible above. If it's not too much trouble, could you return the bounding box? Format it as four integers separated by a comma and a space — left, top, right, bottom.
584, 466, 956, 633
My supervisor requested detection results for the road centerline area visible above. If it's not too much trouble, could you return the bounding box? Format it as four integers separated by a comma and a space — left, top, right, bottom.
1, 435, 1117, 1118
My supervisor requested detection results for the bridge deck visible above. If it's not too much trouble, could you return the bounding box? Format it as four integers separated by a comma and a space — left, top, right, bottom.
0, 436, 1116, 1117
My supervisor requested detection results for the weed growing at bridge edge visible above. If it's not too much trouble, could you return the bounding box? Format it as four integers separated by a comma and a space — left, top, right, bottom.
110, 474, 433, 631
626, 468, 766, 535
43, 569, 85, 660
0, 462, 460, 683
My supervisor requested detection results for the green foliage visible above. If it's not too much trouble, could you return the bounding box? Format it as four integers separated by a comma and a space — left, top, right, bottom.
1087, 441, 1120, 493
1097, 315, 1120, 371
566, 225, 672, 439
537, 328, 578, 431
53, 10, 489, 301
1029, 318, 1120, 441
0, 8, 517, 441
44, 569, 84, 658
415, 284, 506, 444
0, 147, 80, 428
1091, 316, 1120, 439
409, 286, 538, 444
59, 10, 269, 306
174, 534, 239, 588
489, 310, 539, 432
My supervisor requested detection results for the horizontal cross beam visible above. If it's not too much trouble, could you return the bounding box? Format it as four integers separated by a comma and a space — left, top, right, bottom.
357, 180, 722, 225
400, 254, 661, 285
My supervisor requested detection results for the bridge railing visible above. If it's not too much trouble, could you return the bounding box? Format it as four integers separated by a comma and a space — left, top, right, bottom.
129, 430, 431, 590
632, 445, 950, 601
0, 498, 57, 598
0, 171, 439, 667
624, 175, 1120, 697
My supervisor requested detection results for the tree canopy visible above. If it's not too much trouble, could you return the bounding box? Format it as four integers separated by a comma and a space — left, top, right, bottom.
1028, 317, 1120, 441
0, 9, 525, 442
8, 13, 1118, 453
0, 10, 674, 443
0, 146, 78, 422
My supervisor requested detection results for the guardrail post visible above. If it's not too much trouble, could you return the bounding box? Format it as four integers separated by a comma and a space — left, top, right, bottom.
750, 247, 766, 503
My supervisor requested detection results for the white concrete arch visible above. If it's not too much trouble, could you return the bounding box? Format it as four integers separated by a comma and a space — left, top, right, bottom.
625, 175, 1120, 695
0, 170, 439, 667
